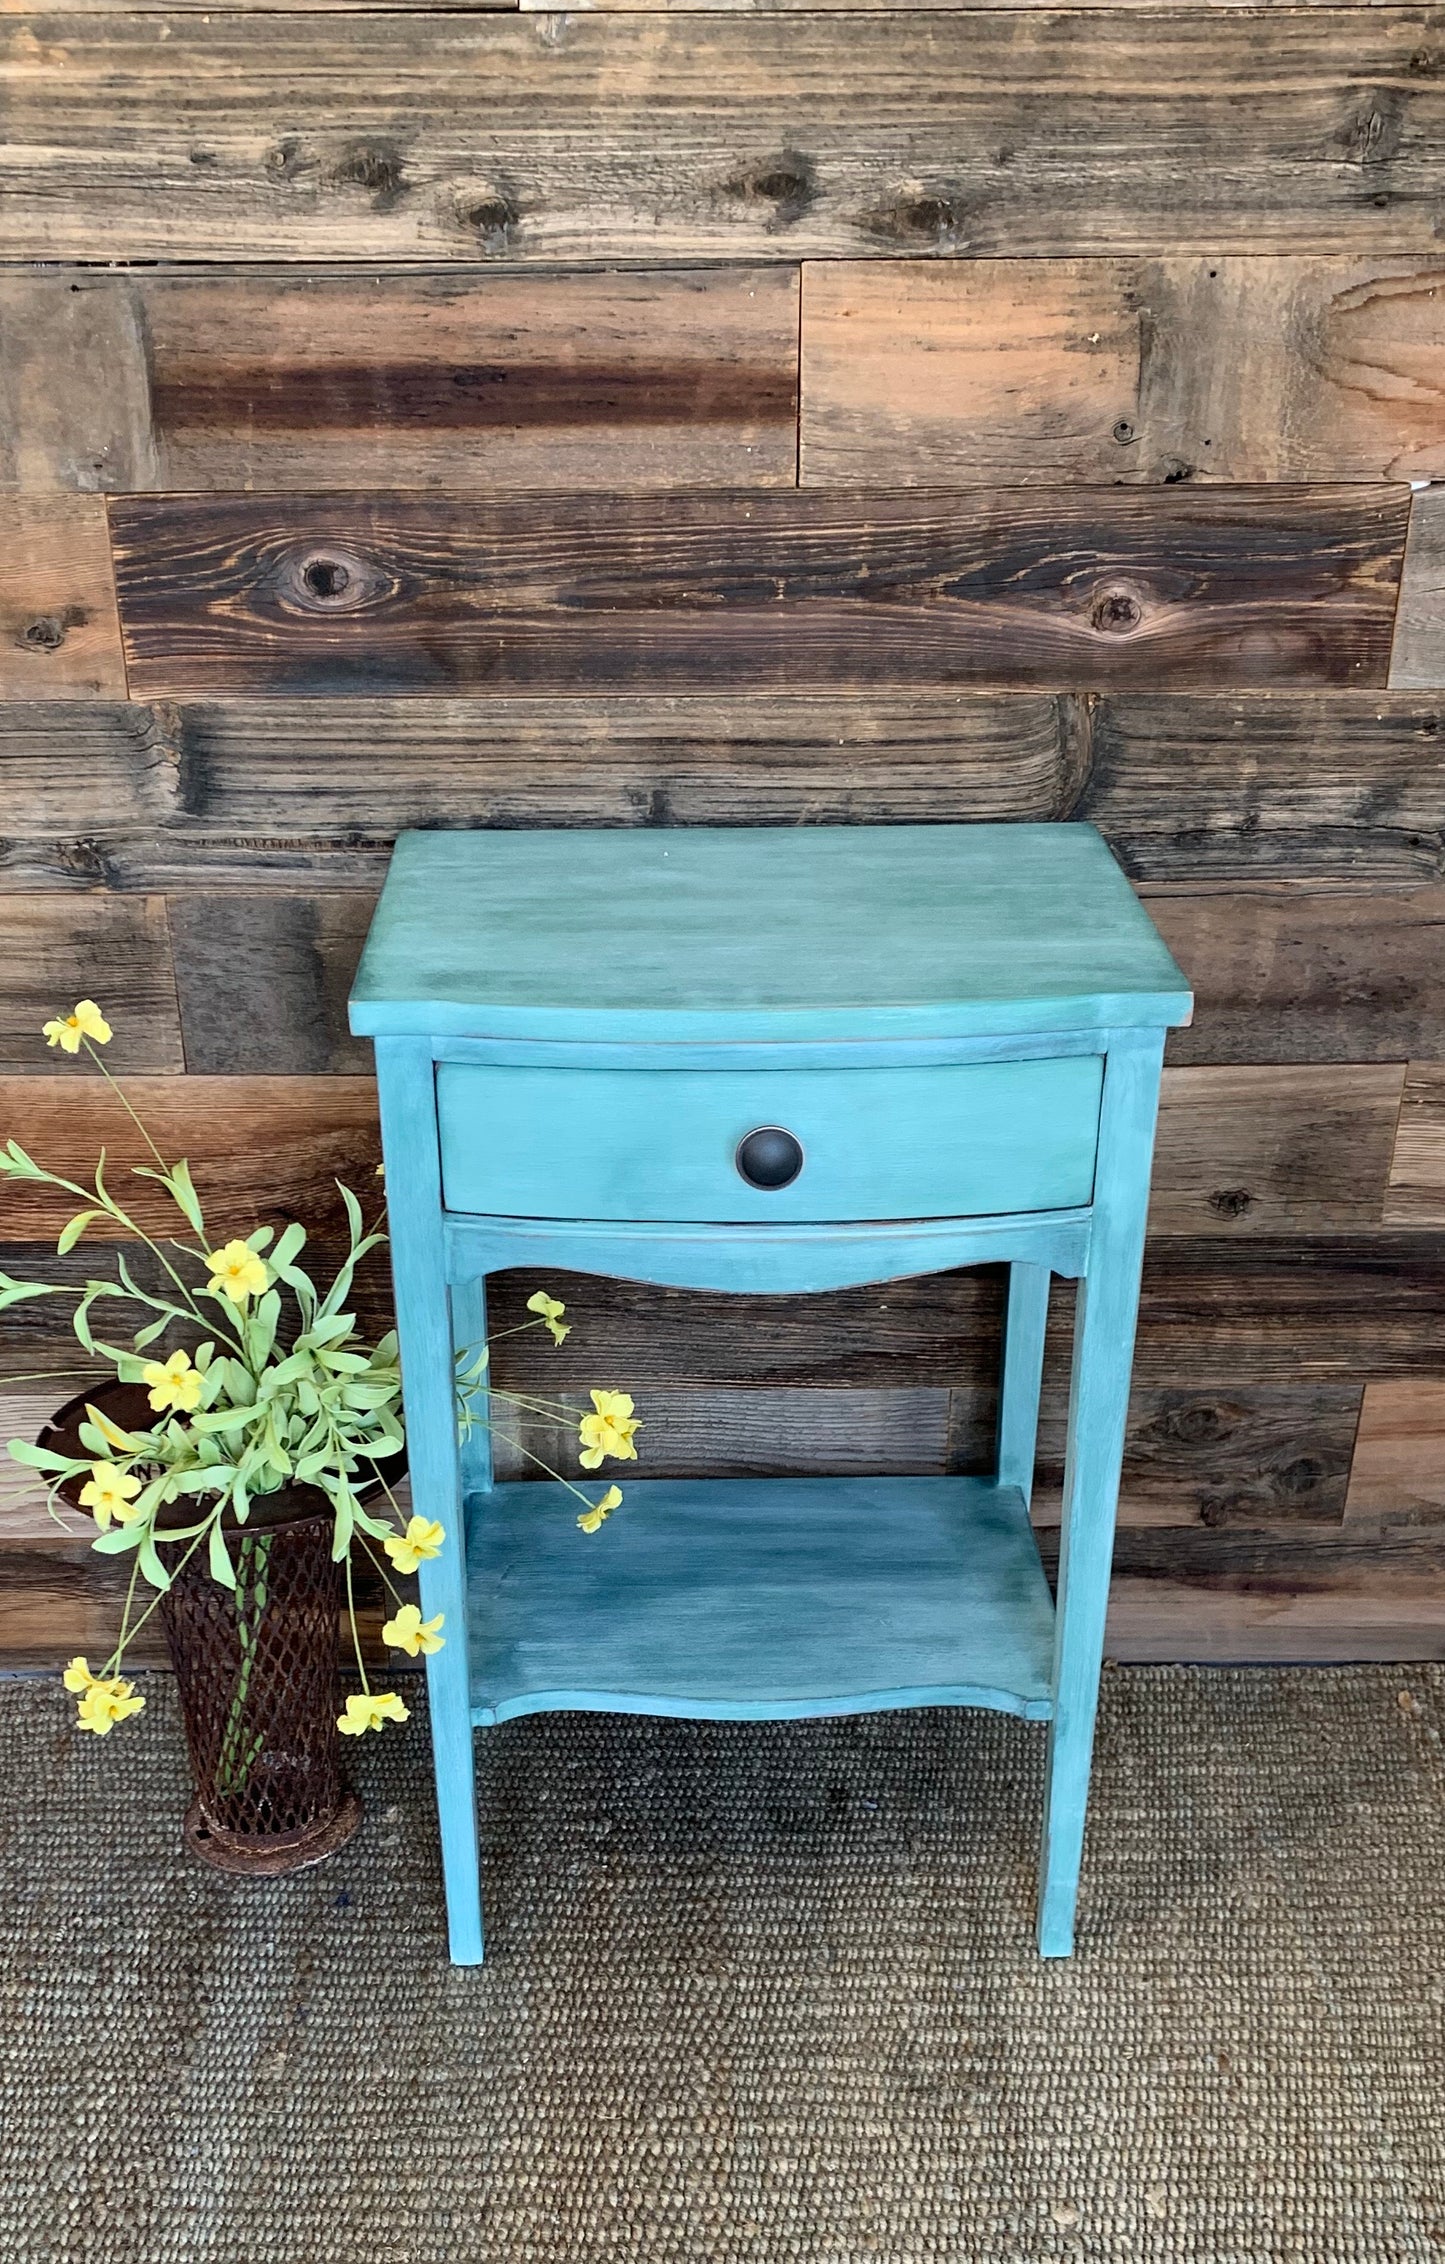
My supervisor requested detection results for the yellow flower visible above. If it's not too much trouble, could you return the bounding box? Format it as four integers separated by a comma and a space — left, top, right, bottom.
42, 1000, 112, 1054
63, 1659, 144, 1735
526, 1290, 570, 1345
78, 1460, 142, 1531
577, 1484, 623, 1536
337, 1690, 410, 1737
205, 1239, 271, 1308
382, 1516, 446, 1576
141, 1347, 203, 1414
381, 1603, 445, 1657
578, 1390, 640, 1470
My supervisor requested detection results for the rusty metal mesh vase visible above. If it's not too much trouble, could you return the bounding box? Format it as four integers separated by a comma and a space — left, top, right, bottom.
44, 1384, 360, 1875
158, 1496, 361, 1873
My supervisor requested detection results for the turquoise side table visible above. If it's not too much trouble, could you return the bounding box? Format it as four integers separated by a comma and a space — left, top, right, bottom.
349, 824, 1192, 1966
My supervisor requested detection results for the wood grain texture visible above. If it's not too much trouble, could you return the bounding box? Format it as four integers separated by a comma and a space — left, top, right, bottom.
147, 876, 1443, 1068
0, 1063, 1398, 1237
1036, 1384, 1364, 1529
6, 692, 1445, 893
0, 897, 181, 1072
1385, 1062, 1445, 1222
0, 1075, 379, 1241
490, 1385, 953, 1486
802, 259, 1445, 486
108, 489, 1409, 698
1095, 1525, 1445, 1662
1085, 693, 1445, 885
0, 499, 126, 698
1345, 1377, 1445, 1521
0, 267, 798, 493
168, 892, 377, 1074
6, 14, 1445, 262
482, 1237, 1445, 1392
1150, 1065, 1404, 1234
1390, 483, 1445, 686
1146, 884, 1445, 1064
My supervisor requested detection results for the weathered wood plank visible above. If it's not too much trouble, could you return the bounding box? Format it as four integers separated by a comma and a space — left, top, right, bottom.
0, 1076, 380, 1242
7, 692, 1445, 893
0, 499, 127, 698
1037, 1384, 1362, 1528
1345, 1377, 1445, 1521
1146, 883, 1445, 1064
482, 1237, 1445, 1393
490, 1374, 1361, 1528
0, 267, 798, 493
168, 893, 377, 1074
1150, 1065, 1403, 1234
1085, 693, 1445, 886
5, 15, 1445, 262
0, 1063, 1394, 1237
0, 897, 182, 1072
1389, 483, 1445, 686
109, 489, 1409, 698
1385, 1062, 1445, 1223
1096, 1525, 1445, 1662
802, 259, 1445, 486
152, 877, 1445, 1069
490, 1386, 953, 1486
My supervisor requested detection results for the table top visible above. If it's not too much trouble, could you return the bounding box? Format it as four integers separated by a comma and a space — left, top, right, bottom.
349, 823, 1192, 1044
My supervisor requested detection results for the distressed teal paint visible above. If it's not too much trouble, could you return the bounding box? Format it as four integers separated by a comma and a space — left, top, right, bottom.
998, 1262, 1051, 1509
437, 1056, 1102, 1223
466, 1477, 1056, 1727
444, 1207, 1093, 1295
1037, 1032, 1166, 1958
373, 1036, 484, 1966
351, 825, 1193, 1044
352, 825, 1191, 1967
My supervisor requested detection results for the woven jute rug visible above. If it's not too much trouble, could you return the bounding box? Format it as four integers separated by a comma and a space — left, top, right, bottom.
1, 1665, 1443, 2264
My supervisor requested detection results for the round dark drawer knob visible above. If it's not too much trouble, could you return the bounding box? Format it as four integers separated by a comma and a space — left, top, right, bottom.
736, 1126, 804, 1191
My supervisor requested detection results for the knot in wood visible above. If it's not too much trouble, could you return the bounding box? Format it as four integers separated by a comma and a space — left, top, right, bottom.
21, 614, 66, 651
1089, 586, 1144, 636
278, 544, 392, 617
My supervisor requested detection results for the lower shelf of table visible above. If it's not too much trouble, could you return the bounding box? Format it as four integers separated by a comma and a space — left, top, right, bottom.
463, 1474, 1057, 1727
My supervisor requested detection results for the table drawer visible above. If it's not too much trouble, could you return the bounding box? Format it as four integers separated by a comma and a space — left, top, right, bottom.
436, 1056, 1103, 1223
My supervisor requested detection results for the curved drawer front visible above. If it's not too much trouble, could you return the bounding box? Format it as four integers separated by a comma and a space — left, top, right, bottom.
436, 1056, 1103, 1224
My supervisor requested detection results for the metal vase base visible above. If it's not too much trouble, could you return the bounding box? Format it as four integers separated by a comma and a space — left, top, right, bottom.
183, 1790, 362, 1876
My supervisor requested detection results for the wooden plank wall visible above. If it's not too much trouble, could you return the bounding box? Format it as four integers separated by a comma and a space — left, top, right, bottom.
3, 10, 1445, 1666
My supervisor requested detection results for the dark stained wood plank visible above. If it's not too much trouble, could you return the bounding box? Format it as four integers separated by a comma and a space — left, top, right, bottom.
0, 267, 798, 493
483, 1237, 1445, 1394
1151, 1066, 1403, 1234
0, 897, 182, 1072
168, 891, 377, 1074
6, 15, 1445, 262
8, 691, 1445, 894
803, 258, 1445, 486
1036, 1384, 1363, 1529
1385, 1062, 1445, 1224
1085, 693, 1445, 885
153, 876, 1445, 1069
1096, 1526, 1445, 1663
1345, 1378, 1445, 1522
490, 1386, 952, 1485
1146, 884, 1445, 1064
491, 1373, 1361, 1529
1389, 484, 1445, 686
109, 488, 1409, 698
0, 1075, 380, 1242
0, 499, 127, 698
0, 1063, 1396, 1238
